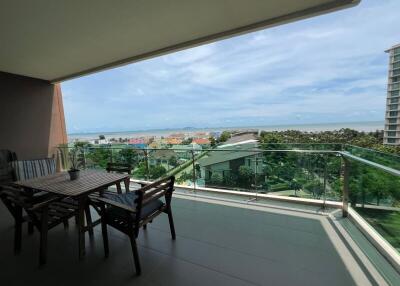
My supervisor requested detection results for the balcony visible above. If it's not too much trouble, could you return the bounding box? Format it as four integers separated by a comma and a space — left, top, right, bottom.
11, 143, 386, 285
0, 182, 398, 286
1, 1, 395, 285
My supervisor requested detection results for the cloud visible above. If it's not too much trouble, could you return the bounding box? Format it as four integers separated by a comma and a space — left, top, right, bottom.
62, 0, 400, 133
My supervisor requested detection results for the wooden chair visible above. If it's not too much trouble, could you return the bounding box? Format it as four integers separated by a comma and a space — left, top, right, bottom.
0, 185, 78, 265
0, 149, 17, 186
106, 162, 132, 194
94, 176, 176, 275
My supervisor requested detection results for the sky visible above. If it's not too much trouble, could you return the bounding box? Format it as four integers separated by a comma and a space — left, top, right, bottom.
62, 0, 400, 134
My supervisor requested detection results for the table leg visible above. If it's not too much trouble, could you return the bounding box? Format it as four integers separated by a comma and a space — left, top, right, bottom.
116, 182, 122, 194
78, 197, 86, 260
85, 204, 94, 237
124, 178, 130, 193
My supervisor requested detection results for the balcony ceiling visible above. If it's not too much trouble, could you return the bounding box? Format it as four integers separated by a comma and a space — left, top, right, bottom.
0, 0, 360, 82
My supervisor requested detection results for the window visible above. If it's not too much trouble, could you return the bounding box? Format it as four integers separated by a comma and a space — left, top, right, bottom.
391, 90, 400, 96
395, 54, 400, 62
391, 83, 400, 90
389, 118, 397, 124
393, 69, 400, 76
389, 125, 397, 130
389, 111, 398, 117
394, 62, 400, 69
387, 131, 396, 137
390, 104, 398, 110
392, 76, 400, 83
387, 138, 396, 144
395, 47, 400, 55
391, 98, 399, 104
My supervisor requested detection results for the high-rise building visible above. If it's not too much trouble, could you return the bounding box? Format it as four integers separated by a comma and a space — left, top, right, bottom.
384, 43, 400, 145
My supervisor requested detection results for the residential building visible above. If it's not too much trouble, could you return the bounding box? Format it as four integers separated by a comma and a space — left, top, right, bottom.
170, 143, 202, 159
192, 138, 210, 146
384, 43, 400, 145
128, 138, 147, 149
198, 142, 263, 183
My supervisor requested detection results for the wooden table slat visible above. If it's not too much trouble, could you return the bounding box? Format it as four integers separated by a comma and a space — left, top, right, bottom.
14, 170, 130, 197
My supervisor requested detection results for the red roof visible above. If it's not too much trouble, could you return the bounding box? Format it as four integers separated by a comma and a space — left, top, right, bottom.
129, 138, 145, 144
192, 138, 210, 145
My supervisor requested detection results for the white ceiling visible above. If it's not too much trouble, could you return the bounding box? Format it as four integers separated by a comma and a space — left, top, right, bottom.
0, 0, 360, 82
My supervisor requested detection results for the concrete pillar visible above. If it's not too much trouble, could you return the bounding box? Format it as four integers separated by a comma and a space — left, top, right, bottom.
0, 72, 67, 160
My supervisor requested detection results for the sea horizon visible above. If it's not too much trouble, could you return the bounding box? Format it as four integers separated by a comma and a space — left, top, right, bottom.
68, 120, 384, 141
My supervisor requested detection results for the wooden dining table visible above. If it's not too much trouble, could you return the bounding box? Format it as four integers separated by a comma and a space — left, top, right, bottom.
14, 169, 130, 259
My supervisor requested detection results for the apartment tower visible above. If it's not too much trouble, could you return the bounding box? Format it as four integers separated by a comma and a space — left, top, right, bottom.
384, 43, 400, 145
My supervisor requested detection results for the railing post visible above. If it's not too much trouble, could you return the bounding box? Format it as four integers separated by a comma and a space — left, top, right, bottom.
82, 147, 87, 169
342, 157, 350, 217
144, 149, 149, 181
108, 145, 113, 164
191, 150, 196, 191
323, 155, 327, 209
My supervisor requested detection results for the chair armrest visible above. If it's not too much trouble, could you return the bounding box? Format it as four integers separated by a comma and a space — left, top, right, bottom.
94, 197, 137, 213
29, 195, 64, 211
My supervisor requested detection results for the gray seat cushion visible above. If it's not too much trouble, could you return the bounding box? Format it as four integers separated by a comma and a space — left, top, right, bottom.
104, 192, 164, 220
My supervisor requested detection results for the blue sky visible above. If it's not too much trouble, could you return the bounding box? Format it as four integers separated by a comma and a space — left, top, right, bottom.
62, 0, 400, 134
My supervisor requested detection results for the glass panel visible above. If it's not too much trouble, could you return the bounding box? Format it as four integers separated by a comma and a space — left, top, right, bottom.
389, 104, 398, 110
390, 98, 399, 104
387, 138, 396, 144
348, 162, 400, 253
389, 111, 398, 117
395, 54, 400, 62
254, 150, 342, 201
388, 125, 397, 130
387, 131, 396, 137
343, 145, 400, 170
259, 142, 342, 151
391, 90, 400, 97
393, 69, 400, 76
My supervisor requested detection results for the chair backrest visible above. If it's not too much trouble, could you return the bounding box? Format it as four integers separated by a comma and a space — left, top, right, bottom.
106, 162, 132, 174
134, 176, 175, 220
0, 185, 33, 219
0, 149, 17, 185
11, 158, 56, 181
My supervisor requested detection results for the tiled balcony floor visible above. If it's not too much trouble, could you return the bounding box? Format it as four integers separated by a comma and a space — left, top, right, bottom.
0, 195, 380, 286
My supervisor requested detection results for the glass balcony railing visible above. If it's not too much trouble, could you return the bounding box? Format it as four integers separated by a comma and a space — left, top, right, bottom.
57, 143, 400, 254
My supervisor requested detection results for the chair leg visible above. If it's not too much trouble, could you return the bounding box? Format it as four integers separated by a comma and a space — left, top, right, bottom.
14, 207, 23, 254
63, 220, 69, 229
39, 212, 49, 266
101, 218, 109, 258
74, 215, 79, 225
28, 222, 34, 235
129, 236, 141, 275
39, 230, 48, 265
85, 205, 94, 236
167, 209, 176, 240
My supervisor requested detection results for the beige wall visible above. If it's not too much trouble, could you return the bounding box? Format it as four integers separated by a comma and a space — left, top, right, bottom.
0, 72, 67, 160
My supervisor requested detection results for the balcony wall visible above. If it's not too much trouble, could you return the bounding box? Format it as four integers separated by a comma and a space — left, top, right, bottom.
0, 72, 67, 159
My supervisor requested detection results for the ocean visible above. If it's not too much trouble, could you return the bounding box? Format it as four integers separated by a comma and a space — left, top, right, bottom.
68, 121, 384, 142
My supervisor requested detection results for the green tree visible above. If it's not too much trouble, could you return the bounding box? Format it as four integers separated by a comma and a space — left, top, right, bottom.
168, 156, 178, 167
210, 173, 223, 185
149, 165, 167, 179
218, 131, 231, 143
209, 136, 217, 147
238, 165, 254, 188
